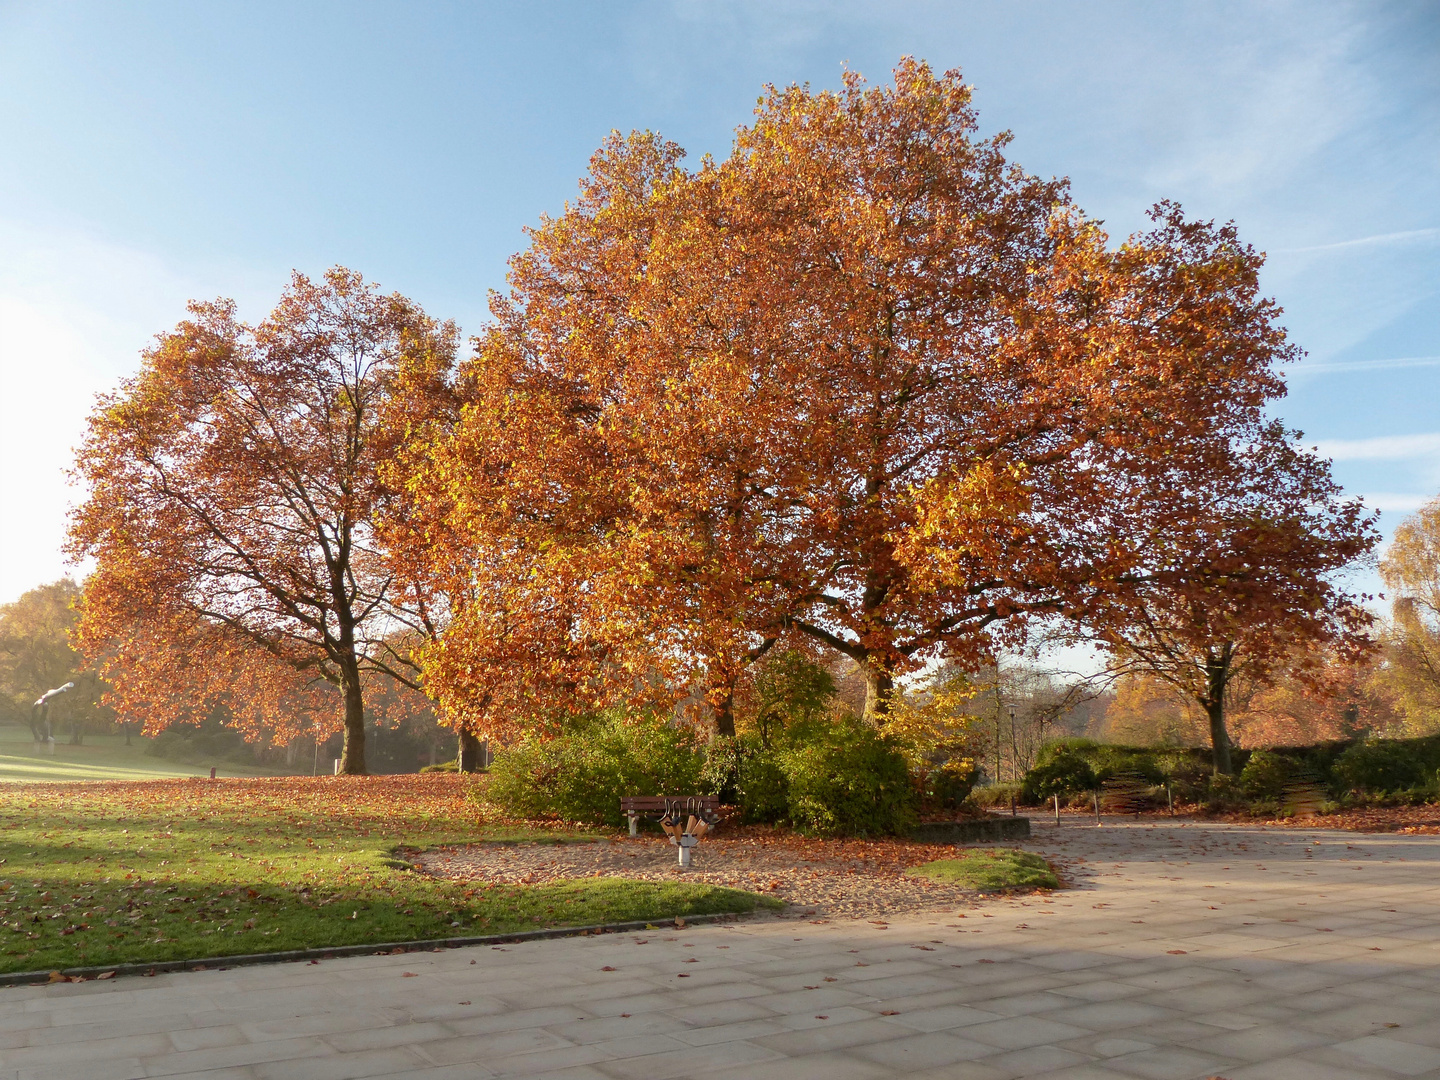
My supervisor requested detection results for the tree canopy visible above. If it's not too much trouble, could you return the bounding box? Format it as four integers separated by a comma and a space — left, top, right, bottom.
68, 269, 457, 773
1380, 495, 1440, 729
1074, 425, 1378, 771
68, 61, 1379, 765
385, 60, 1372, 742
0, 578, 112, 739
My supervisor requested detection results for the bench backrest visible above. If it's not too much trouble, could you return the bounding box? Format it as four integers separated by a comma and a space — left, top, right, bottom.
620, 795, 720, 812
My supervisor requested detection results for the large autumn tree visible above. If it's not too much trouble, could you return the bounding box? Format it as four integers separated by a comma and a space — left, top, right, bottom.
68, 269, 457, 773
388, 60, 1347, 737
1070, 425, 1377, 772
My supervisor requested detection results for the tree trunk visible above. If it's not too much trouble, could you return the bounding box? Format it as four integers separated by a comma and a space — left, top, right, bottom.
713, 689, 737, 738
1203, 651, 1233, 775
458, 730, 485, 772
1205, 696, 1233, 776
338, 661, 368, 775
863, 667, 894, 724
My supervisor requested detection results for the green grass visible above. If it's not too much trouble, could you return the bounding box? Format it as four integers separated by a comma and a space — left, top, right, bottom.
0, 775, 775, 975
0, 724, 295, 783
905, 847, 1059, 892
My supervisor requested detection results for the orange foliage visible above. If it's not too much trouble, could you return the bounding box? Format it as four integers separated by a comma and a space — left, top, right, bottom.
1236, 653, 1398, 747
68, 270, 458, 771
387, 60, 1364, 740
1102, 673, 1207, 747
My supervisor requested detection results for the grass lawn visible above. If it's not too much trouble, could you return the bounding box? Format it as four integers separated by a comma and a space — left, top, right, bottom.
0, 775, 774, 975
0, 724, 295, 783
905, 848, 1059, 892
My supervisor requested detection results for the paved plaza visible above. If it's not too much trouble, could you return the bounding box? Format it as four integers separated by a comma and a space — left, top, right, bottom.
4, 818, 1440, 1079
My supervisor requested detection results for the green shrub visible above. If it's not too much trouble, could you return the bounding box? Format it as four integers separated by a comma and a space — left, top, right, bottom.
1154, 752, 1210, 803
737, 748, 791, 824
749, 651, 837, 747
1333, 740, 1428, 794
699, 734, 791, 823
926, 763, 979, 809
700, 736, 743, 804
1239, 750, 1301, 801
1205, 772, 1245, 808
484, 710, 705, 827
775, 718, 917, 837
1022, 747, 1097, 804
970, 782, 1024, 809
1089, 746, 1166, 785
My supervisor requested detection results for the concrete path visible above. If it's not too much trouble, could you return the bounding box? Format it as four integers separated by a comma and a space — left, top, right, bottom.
4, 818, 1440, 1079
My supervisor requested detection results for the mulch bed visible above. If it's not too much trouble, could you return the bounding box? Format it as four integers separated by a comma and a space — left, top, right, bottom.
1051, 805, 1440, 834
1235, 805, 1440, 834
411, 829, 1034, 920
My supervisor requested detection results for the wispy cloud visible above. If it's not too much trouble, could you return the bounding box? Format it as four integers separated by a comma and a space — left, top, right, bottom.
1280, 227, 1440, 254
1362, 492, 1434, 514
1313, 433, 1440, 460
1290, 355, 1440, 375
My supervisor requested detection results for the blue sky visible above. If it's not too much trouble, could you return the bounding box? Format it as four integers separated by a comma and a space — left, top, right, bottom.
1, 0, 1437, 606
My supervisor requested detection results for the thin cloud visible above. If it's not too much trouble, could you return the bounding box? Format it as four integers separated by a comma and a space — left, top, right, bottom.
1312, 433, 1440, 460
1291, 355, 1440, 375
1362, 492, 1433, 515
1280, 226, 1440, 254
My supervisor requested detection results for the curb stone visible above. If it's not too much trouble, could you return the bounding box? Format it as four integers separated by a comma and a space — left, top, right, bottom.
0, 909, 755, 988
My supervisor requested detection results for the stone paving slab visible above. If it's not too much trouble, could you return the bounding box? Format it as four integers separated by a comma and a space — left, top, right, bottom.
3, 818, 1440, 1078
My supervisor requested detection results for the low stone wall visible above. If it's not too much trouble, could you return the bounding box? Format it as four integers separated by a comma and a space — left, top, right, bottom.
908, 816, 1031, 844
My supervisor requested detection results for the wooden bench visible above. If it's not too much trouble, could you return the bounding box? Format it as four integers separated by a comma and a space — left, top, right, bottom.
620, 796, 722, 867
620, 795, 722, 835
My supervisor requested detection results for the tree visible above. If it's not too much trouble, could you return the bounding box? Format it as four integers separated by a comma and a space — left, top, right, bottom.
0, 579, 112, 741
1239, 650, 1395, 745
390, 61, 1316, 734
741, 649, 837, 749
1378, 495, 1440, 730
68, 269, 457, 773
1077, 427, 1377, 773
1102, 672, 1206, 747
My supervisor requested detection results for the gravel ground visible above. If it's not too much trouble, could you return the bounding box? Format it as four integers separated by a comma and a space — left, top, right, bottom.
411, 832, 1030, 920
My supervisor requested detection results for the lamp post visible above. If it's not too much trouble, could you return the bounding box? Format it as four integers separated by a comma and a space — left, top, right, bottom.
1009, 708, 1018, 816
